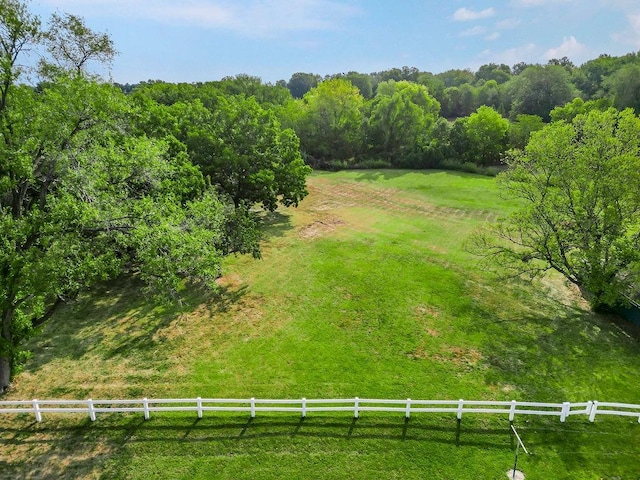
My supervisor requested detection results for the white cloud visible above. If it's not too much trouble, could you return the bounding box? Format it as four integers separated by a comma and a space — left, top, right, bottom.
510, 0, 574, 7
600, 0, 640, 11
453, 7, 496, 22
38, 0, 361, 37
543, 36, 589, 61
479, 43, 538, 66
612, 13, 640, 48
460, 26, 487, 37
496, 18, 521, 29
511, 0, 547, 6
485, 32, 501, 40
481, 37, 589, 68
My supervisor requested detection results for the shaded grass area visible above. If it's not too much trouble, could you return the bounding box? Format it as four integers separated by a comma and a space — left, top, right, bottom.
2, 170, 640, 479
2, 413, 638, 479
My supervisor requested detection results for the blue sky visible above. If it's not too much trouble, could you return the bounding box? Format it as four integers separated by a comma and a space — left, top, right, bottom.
31, 0, 640, 84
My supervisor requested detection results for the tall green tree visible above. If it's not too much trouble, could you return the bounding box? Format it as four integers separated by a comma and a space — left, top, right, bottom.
508, 114, 545, 150
331, 72, 373, 99
286, 72, 321, 99
441, 84, 477, 118
297, 78, 365, 162
577, 53, 621, 99
436, 69, 475, 88
132, 82, 311, 212
462, 106, 509, 166
476, 79, 502, 111
214, 74, 292, 106
193, 95, 311, 210
42, 11, 116, 76
416, 72, 445, 104
475, 63, 511, 85
472, 108, 640, 311
604, 64, 640, 112
367, 80, 440, 164
506, 65, 578, 121
549, 97, 611, 123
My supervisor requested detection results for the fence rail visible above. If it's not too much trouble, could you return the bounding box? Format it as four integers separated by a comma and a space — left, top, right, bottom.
0, 397, 639, 424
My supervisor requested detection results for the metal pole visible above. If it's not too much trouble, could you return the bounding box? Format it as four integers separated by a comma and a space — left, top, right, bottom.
510, 424, 529, 479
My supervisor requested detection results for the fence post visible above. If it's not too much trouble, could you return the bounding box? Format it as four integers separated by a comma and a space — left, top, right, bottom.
302, 398, 307, 418
87, 399, 96, 422
197, 397, 203, 419
586, 400, 593, 418
560, 402, 570, 423
354, 397, 359, 419
143, 398, 150, 420
405, 398, 411, 419
457, 399, 464, 421
32, 399, 42, 423
509, 400, 517, 422
250, 397, 255, 418
589, 401, 598, 422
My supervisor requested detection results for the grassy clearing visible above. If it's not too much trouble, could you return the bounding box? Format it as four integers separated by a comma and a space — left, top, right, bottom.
2, 169, 640, 479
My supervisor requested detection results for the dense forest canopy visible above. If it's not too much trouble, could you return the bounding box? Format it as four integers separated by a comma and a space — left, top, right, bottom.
116, 50, 640, 174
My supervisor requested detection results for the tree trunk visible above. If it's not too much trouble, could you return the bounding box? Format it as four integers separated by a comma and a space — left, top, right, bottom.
579, 285, 615, 313
0, 356, 10, 393
1, 305, 14, 393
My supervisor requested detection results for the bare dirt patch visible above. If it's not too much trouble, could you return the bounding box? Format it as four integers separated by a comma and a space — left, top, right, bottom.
437, 346, 484, 368
298, 216, 346, 239
539, 275, 591, 310
415, 304, 440, 318
409, 345, 485, 370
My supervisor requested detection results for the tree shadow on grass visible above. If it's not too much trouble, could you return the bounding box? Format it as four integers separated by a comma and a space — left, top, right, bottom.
25, 277, 169, 365
0, 413, 516, 479
19, 276, 249, 398
456, 273, 640, 403
0, 414, 149, 480
208, 283, 250, 314
468, 283, 640, 473
3, 412, 636, 479
476, 305, 640, 403
352, 169, 486, 183
258, 210, 293, 240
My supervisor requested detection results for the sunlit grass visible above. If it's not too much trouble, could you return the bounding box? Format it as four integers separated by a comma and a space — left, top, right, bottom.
2, 169, 639, 479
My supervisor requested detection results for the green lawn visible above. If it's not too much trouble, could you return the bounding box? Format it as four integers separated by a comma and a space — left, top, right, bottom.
2, 169, 639, 479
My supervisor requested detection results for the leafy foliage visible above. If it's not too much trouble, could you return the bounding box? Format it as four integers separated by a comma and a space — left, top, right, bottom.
0, 2, 280, 391
296, 78, 365, 163
472, 108, 640, 310
286, 72, 321, 99
42, 12, 116, 76
603, 64, 640, 112
505, 65, 578, 121
508, 114, 545, 150
133, 84, 311, 211
461, 106, 509, 166
366, 80, 440, 165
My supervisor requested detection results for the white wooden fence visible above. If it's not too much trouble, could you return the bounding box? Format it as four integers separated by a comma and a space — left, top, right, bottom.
1, 397, 639, 424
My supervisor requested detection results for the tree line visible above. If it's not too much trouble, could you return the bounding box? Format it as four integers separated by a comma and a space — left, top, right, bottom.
116, 52, 640, 176
279, 54, 640, 171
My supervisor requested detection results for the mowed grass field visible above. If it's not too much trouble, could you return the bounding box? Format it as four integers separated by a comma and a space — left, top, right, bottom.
2, 169, 640, 479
